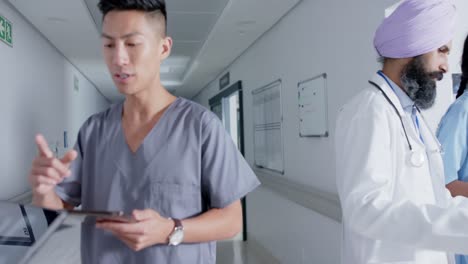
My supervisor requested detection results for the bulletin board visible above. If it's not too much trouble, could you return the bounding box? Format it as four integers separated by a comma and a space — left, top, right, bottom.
252, 79, 284, 174
298, 73, 329, 137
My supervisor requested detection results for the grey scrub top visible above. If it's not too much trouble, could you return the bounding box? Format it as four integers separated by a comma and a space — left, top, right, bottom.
55, 97, 260, 264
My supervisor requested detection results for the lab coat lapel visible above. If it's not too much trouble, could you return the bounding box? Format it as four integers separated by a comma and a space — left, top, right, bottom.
417, 113, 449, 206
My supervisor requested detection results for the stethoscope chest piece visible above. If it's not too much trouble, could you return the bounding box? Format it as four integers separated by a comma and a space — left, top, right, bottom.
408, 149, 425, 167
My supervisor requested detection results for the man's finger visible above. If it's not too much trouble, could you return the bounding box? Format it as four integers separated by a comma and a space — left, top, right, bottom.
97, 222, 144, 235
113, 234, 141, 251
60, 150, 78, 166
35, 134, 53, 158
34, 184, 55, 195
110, 231, 142, 245
32, 167, 62, 182
33, 175, 58, 186
34, 158, 70, 177
132, 209, 155, 221
115, 233, 146, 252
120, 233, 142, 244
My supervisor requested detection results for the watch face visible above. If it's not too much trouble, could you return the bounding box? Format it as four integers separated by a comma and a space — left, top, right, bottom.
169, 229, 184, 246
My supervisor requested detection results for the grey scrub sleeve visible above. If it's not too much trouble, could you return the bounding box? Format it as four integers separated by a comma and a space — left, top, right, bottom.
201, 116, 260, 208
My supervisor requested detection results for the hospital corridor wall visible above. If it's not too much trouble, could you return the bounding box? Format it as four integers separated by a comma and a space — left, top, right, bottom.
0, 0, 110, 201
193, 0, 468, 263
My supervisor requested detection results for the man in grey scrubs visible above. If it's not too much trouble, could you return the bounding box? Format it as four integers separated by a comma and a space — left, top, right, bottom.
27, 0, 260, 263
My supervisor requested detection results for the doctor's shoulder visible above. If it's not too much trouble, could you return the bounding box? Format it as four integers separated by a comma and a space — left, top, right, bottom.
338, 86, 391, 119
175, 97, 221, 129
447, 92, 468, 118
438, 93, 468, 131
73, 103, 120, 145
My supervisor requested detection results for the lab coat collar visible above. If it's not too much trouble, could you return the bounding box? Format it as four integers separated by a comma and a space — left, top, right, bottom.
370, 73, 407, 117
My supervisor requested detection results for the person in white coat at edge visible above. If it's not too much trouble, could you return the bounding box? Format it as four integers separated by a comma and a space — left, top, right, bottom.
335, 0, 468, 263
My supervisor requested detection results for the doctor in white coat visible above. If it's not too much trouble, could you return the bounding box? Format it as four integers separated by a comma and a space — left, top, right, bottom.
335, 1, 468, 263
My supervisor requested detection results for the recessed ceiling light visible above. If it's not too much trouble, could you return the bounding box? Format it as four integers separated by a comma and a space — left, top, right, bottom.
236, 20, 256, 26
46, 17, 68, 23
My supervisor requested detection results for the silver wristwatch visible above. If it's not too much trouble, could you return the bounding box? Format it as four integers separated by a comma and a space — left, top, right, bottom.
168, 218, 184, 246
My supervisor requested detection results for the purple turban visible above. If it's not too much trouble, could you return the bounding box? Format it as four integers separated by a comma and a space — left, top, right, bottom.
374, 0, 456, 59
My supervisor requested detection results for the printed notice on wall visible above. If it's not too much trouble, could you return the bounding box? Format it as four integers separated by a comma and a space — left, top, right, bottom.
298, 73, 328, 137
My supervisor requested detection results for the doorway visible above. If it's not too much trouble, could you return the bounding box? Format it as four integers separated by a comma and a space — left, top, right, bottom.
209, 81, 247, 241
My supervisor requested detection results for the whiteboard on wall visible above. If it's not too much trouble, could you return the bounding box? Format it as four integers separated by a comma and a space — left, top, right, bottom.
298, 73, 329, 137
252, 79, 284, 174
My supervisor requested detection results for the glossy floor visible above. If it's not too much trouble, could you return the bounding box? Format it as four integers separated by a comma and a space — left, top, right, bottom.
27, 224, 276, 264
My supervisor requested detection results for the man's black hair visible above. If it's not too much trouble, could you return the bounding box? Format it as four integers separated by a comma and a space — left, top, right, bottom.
456, 35, 468, 98
98, 0, 167, 33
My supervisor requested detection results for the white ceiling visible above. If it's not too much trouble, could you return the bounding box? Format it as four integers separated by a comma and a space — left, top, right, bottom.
7, 0, 301, 102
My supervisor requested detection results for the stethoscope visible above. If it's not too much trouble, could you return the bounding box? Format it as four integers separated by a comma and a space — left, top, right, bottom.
368, 72, 444, 167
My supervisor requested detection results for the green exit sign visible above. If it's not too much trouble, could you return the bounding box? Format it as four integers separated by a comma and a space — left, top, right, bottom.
0, 15, 12, 47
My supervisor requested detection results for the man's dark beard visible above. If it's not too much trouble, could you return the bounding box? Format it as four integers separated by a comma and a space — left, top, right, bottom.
400, 57, 444, 110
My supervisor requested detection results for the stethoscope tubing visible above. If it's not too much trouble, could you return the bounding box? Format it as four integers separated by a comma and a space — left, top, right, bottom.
368, 77, 443, 167
369, 80, 415, 152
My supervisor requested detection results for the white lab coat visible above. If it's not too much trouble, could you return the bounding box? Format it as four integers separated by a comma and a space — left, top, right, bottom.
335, 73, 468, 264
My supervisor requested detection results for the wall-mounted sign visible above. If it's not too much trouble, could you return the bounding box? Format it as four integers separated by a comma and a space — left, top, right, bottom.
219, 72, 230, 90
0, 15, 13, 47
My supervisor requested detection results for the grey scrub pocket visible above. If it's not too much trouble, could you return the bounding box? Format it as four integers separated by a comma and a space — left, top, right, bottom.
151, 182, 201, 219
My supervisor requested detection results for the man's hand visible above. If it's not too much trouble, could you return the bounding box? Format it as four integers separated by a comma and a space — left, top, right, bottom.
29, 134, 77, 197
96, 209, 174, 251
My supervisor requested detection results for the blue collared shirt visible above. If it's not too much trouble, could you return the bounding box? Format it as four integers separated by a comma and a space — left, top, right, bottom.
437, 91, 468, 264
437, 92, 468, 185
378, 72, 421, 137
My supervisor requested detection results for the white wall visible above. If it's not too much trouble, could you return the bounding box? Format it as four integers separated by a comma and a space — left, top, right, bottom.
193, 0, 468, 263
0, 0, 109, 200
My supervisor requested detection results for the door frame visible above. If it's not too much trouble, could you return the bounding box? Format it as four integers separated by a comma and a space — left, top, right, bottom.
208, 81, 248, 241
